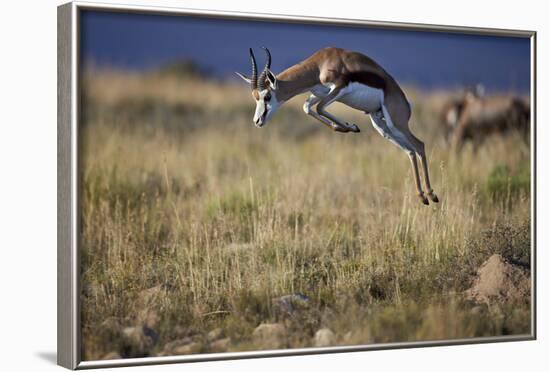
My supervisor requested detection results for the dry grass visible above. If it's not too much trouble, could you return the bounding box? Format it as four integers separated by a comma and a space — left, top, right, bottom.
79, 69, 531, 360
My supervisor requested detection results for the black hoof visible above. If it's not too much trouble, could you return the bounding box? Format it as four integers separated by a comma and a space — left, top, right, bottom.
347, 123, 360, 133
419, 194, 429, 205
428, 191, 439, 203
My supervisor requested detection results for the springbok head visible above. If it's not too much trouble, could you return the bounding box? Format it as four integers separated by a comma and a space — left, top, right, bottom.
236, 47, 280, 127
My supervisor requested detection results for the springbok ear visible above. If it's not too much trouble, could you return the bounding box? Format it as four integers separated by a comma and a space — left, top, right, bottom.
235, 72, 253, 85
265, 69, 278, 90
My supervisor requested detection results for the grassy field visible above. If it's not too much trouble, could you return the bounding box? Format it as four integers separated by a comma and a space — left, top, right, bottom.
79, 68, 531, 360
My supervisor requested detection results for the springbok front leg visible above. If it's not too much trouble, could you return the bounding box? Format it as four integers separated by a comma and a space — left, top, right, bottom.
303, 95, 343, 131
316, 87, 361, 133
303, 94, 358, 133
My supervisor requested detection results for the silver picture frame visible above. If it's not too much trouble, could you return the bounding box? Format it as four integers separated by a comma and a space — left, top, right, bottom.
58, 1, 537, 369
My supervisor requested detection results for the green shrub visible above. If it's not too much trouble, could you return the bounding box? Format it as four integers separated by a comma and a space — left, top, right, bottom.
485, 164, 530, 200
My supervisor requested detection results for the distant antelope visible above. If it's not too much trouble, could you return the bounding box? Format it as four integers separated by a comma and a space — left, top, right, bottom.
236, 47, 438, 205
442, 89, 530, 152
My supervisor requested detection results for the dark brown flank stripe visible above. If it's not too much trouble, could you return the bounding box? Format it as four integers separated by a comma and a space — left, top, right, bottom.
344, 71, 387, 90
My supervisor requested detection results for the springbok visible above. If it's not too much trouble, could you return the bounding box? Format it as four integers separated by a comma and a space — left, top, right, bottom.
442, 88, 530, 152
236, 47, 438, 205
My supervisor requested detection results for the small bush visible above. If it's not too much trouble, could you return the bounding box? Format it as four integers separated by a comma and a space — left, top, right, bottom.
485, 164, 530, 200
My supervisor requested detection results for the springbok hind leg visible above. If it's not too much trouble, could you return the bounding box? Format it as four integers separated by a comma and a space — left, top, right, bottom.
408, 151, 430, 205
405, 132, 439, 203
380, 103, 439, 204
370, 109, 429, 205
420, 154, 439, 202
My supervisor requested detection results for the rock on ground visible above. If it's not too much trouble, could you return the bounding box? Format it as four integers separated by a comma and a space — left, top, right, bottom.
252, 323, 287, 349
172, 342, 202, 355
466, 254, 530, 305
314, 328, 336, 347
209, 337, 231, 353
163, 337, 193, 354
101, 351, 122, 360
207, 327, 224, 342
163, 335, 203, 355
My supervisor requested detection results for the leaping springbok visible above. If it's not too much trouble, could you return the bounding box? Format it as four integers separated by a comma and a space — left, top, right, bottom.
236, 47, 439, 205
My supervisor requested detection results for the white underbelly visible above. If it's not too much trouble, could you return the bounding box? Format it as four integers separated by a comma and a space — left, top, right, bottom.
338, 83, 383, 113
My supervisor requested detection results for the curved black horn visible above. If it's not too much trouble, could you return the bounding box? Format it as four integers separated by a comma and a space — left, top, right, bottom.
262, 46, 272, 69
249, 48, 258, 89
258, 47, 272, 91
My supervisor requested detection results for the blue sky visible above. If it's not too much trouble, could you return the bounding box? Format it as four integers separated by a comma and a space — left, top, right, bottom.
80, 10, 531, 93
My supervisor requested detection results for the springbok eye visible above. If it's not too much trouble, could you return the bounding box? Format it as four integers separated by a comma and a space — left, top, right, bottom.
264, 92, 271, 101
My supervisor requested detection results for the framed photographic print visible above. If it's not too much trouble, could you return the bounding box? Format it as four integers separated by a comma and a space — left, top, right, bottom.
57, 1, 536, 369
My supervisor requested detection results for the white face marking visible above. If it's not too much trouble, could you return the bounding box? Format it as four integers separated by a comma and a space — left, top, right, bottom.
253, 89, 280, 127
